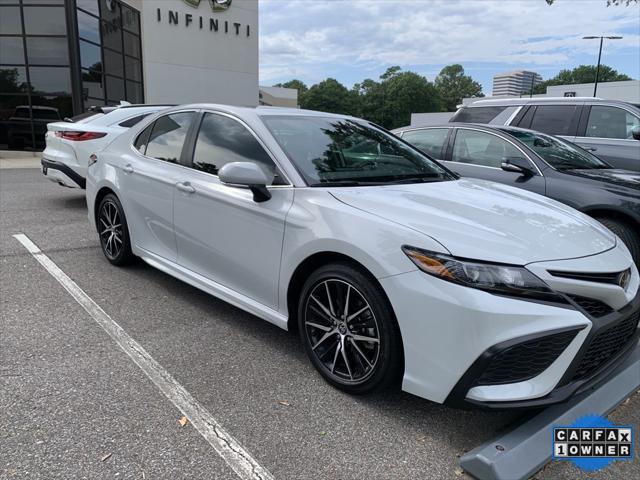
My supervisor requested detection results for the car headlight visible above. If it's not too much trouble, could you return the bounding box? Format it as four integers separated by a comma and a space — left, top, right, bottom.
402, 246, 567, 303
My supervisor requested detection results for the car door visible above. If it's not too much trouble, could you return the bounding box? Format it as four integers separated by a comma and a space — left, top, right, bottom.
574, 104, 640, 171
399, 127, 451, 160
173, 111, 294, 310
442, 127, 546, 194
120, 111, 197, 262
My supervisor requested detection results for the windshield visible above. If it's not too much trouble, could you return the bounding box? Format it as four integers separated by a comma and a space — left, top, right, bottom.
261, 115, 454, 186
499, 128, 610, 170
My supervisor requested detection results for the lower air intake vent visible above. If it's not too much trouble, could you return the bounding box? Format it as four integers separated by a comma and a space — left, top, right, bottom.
571, 312, 639, 381
567, 295, 614, 318
477, 330, 579, 386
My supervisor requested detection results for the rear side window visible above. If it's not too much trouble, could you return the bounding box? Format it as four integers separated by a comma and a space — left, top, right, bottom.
119, 113, 151, 128
134, 123, 153, 153
529, 105, 578, 136
450, 106, 508, 124
401, 128, 449, 158
145, 112, 195, 163
191, 113, 285, 184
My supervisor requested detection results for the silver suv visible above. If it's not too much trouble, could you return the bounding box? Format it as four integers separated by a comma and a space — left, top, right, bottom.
450, 97, 640, 171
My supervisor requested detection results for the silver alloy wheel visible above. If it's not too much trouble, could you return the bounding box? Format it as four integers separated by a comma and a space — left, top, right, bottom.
99, 200, 124, 260
304, 279, 380, 383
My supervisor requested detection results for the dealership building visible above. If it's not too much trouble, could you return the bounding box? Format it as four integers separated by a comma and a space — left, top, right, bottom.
0, 0, 258, 150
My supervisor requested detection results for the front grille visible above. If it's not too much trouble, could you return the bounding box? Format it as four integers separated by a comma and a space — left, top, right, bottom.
572, 312, 640, 380
549, 269, 628, 285
567, 295, 614, 318
477, 330, 579, 386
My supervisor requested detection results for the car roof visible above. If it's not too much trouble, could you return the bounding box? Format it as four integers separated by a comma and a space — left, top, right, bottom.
464, 97, 636, 108
162, 103, 362, 121
394, 123, 554, 137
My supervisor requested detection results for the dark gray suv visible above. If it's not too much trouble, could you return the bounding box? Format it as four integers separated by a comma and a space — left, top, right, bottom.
450, 98, 640, 171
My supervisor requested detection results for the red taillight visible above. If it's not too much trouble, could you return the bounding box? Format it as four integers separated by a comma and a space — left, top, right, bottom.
55, 131, 107, 141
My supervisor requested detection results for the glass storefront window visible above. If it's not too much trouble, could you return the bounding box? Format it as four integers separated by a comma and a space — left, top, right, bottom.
0, 7, 22, 35
0, 37, 25, 64
0, 67, 29, 93
123, 31, 141, 58
0, 0, 142, 150
26, 37, 69, 65
28, 67, 72, 95
23, 6, 67, 35
77, 0, 100, 16
77, 9, 101, 44
105, 75, 125, 102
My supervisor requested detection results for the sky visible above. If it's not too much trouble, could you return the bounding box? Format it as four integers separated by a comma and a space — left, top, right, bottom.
258, 0, 640, 94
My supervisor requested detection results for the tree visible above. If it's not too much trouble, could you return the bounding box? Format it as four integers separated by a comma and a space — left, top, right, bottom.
352, 78, 385, 125
434, 64, 484, 111
300, 78, 359, 116
274, 79, 308, 104
380, 69, 443, 129
533, 64, 632, 94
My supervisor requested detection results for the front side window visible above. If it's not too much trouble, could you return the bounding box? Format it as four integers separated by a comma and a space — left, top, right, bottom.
501, 128, 609, 170
452, 129, 528, 168
145, 112, 194, 163
585, 106, 640, 140
191, 113, 284, 184
401, 128, 449, 159
262, 115, 454, 186
529, 105, 578, 136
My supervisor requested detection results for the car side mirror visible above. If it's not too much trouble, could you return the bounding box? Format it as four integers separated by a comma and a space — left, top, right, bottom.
218, 162, 273, 202
501, 157, 535, 177
631, 126, 640, 141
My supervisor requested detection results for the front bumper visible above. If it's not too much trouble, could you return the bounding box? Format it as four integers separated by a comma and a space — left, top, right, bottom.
380, 251, 640, 408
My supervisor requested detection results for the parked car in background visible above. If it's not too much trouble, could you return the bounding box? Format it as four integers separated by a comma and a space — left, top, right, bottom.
5, 106, 62, 150
87, 104, 639, 409
394, 123, 640, 268
42, 104, 173, 188
450, 98, 640, 171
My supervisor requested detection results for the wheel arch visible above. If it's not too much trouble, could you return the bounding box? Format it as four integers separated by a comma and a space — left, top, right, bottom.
581, 206, 640, 231
93, 186, 118, 230
286, 251, 396, 333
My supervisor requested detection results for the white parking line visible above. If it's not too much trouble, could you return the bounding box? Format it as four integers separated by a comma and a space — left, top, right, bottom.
13, 233, 275, 480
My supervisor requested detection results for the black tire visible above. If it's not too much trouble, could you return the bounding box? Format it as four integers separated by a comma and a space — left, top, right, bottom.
298, 262, 403, 395
97, 193, 135, 266
595, 217, 640, 268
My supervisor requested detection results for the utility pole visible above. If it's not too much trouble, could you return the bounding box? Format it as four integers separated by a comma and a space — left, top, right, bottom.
583, 36, 622, 97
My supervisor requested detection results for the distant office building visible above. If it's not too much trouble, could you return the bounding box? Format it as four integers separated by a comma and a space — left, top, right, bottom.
492, 70, 542, 97
259, 86, 298, 108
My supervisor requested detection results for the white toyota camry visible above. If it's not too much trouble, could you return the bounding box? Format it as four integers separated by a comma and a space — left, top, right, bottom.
86, 105, 640, 409
42, 104, 172, 189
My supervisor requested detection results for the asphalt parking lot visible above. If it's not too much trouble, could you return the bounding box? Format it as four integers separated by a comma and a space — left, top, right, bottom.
1, 165, 638, 480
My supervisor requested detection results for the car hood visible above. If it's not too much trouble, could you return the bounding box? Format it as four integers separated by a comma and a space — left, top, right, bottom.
330, 179, 615, 265
565, 168, 640, 189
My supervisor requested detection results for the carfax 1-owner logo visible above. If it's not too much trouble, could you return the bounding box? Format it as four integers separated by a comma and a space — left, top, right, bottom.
553, 414, 634, 472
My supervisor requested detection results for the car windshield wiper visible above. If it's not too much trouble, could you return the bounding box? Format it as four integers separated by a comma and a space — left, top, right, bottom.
309, 180, 384, 187
386, 174, 442, 184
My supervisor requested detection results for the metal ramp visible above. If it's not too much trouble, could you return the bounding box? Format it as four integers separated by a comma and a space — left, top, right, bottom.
460, 343, 640, 480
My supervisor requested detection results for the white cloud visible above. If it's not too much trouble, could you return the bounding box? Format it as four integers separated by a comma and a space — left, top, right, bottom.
259, 0, 640, 83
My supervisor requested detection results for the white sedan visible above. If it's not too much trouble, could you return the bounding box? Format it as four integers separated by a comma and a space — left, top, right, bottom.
86, 104, 639, 409
42, 104, 172, 188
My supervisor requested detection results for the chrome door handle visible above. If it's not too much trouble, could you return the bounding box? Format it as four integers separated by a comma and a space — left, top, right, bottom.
584, 147, 597, 152
122, 164, 134, 173
176, 182, 196, 194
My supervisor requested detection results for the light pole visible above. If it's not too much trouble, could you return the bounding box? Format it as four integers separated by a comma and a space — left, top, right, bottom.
583, 36, 622, 97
